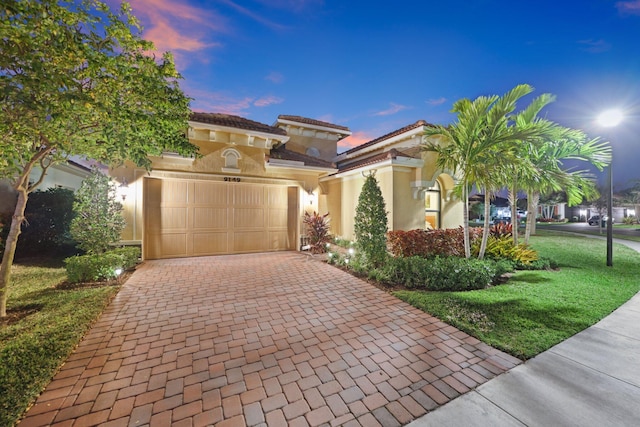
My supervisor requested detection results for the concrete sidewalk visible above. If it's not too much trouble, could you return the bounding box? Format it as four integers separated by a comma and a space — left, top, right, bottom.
410, 237, 640, 426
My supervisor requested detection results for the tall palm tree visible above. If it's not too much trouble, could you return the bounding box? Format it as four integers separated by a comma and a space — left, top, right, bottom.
507, 94, 557, 246
521, 127, 610, 243
423, 84, 541, 258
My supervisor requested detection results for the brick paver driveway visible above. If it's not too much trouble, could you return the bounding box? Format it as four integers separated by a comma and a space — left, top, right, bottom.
21, 252, 520, 426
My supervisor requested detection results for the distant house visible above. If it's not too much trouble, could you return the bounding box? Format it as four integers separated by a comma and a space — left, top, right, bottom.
0, 159, 92, 215
110, 113, 464, 260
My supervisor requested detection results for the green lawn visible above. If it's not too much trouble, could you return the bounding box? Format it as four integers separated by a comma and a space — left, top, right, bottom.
0, 260, 120, 426
394, 232, 640, 359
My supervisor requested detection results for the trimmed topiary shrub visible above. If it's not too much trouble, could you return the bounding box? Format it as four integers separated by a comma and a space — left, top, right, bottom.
354, 172, 389, 268
65, 247, 140, 283
70, 170, 125, 254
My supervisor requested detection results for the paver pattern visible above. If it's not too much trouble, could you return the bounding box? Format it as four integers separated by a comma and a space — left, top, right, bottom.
20, 252, 520, 426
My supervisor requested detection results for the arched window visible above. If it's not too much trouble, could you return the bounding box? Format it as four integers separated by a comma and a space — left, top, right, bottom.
222, 148, 241, 172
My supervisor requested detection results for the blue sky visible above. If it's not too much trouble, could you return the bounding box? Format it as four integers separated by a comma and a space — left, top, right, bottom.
111, 0, 640, 189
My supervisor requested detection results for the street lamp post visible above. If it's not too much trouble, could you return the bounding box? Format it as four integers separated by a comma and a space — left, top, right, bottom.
597, 109, 623, 267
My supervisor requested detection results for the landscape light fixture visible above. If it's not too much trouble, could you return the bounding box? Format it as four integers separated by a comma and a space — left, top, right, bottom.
597, 109, 623, 267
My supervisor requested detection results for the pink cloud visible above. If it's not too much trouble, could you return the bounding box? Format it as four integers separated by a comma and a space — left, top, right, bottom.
254, 96, 284, 107
338, 131, 375, 152
113, 0, 225, 61
616, 0, 640, 14
374, 102, 410, 116
426, 97, 447, 106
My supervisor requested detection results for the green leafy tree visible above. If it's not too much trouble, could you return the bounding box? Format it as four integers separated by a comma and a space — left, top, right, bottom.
423, 84, 541, 258
0, 0, 198, 317
70, 171, 125, 254
354, 172, 388, 268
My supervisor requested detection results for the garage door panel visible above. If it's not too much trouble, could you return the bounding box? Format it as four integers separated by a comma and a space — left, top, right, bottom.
234, 186, 264, 206
145, 178, 294, 259
161, 181, 188, 205
193, 207, 228, 229
269, 208, 288, 227
267, 186, 287, 205
233, 208, 265, 228
268, 231, 289, 250
147, 233, 188, 258
233, 231, 267, 252
193, 182, 228, 205
152, 207, 188, 230
192, 232, 229, 255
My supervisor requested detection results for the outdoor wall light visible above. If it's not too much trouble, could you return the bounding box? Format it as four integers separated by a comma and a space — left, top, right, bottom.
118, 178, 129, 202
114, 267, 123, 276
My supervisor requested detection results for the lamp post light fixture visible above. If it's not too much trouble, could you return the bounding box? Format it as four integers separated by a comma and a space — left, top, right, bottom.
597, 109, 623, 267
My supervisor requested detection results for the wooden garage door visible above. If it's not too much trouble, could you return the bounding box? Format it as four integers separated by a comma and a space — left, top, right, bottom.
144, 178, 294, 259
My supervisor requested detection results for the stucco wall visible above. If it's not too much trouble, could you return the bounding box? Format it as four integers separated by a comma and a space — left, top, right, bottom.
112, 139, 326, 244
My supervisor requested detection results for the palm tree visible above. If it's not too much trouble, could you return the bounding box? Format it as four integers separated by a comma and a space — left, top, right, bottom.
507, 93, 557, 246
521, 128, 610, 243
423, 84, 541, 258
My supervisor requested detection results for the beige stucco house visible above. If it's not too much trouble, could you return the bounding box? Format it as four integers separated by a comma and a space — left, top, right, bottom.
0, 159, 92, 215
112, 113, 463, 260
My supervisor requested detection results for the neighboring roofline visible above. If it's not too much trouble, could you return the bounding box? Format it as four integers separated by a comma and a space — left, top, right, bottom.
190, 112, 288, 138
267, 146, 337, 172
266, 159, 338, 173
275, 115, 352, 138
331, 148, 424, 176
336, 119, 433, 161
188, 120, 289, 145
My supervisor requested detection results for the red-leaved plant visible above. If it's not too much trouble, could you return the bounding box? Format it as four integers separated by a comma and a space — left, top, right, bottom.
303, 211, 331, 254
387, 227, 482, 258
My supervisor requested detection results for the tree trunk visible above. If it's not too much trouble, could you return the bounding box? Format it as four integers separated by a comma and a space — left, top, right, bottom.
462, 183, 471, 259
508, 183, 518, 246
524, 191, 539, 244
0, 147, 51, 317
0, 188, 28, 318
478, 191, 491, 260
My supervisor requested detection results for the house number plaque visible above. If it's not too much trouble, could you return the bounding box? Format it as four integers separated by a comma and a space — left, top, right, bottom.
224, 177, 241, 182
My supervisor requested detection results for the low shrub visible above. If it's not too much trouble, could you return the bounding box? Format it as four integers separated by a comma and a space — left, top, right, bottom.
332, 236, 353, 249
373, 256, 497, 291
490, 221, 512, 238
387, 227, 482, 258
65, 246, 140, 283
623, 215, 637, 225
302, 211, 331, 254
476, 236, 539, 265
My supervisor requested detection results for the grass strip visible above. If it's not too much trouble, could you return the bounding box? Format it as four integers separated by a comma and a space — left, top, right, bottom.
394, 233, 640, 359
0, 260, 120, 426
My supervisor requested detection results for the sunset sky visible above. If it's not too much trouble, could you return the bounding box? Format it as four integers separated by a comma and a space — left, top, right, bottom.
108, 0, 640, 188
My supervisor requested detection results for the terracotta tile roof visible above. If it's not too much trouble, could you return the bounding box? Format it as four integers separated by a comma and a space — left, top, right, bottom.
344, 119, 433, 155
337, 148, 419, 173
190, 112, 287, 136
269, 145, 336, 169
277, 115, 351, 133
